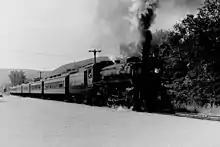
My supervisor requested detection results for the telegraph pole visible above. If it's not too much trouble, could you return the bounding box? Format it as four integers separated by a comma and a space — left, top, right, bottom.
39, 71, 43, 79
89, 49, 101, 83
89, 49, 101, 65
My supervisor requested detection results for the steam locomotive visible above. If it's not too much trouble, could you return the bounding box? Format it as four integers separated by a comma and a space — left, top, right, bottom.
9, 57, 143, 108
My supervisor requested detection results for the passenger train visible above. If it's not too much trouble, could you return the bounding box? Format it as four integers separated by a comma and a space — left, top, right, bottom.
9, 57, 143, 108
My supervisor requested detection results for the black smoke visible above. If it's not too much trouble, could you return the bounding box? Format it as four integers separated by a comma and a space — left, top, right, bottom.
93, 0, 204, 57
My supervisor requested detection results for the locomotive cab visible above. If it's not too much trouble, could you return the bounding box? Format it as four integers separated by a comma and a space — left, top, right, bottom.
83, 61, 115, 106
84, 61, 115, 87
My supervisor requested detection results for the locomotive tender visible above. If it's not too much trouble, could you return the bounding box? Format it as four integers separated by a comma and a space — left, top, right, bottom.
9, 57, 142, 107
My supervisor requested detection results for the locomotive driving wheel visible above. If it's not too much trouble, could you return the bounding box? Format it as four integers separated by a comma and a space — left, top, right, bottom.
87, 85, 108, 107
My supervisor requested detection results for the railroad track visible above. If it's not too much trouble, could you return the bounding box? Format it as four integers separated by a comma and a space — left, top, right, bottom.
151, 109, 220, 121
174, 112, 220, 121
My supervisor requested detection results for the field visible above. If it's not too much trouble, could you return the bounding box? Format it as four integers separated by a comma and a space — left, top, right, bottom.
0, 95, 220, 147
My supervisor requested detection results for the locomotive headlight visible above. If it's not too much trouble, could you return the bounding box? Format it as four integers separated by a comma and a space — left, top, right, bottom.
154, 68, 159, 73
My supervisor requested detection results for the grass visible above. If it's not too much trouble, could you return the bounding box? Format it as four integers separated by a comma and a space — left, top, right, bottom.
197, 106, 220, 116
174, 103, 220, 116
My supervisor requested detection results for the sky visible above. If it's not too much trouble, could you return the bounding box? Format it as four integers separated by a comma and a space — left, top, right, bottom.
0, 0, 204, 70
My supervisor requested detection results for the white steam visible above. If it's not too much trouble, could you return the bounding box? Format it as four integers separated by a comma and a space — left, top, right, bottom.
94, 0, 159, 58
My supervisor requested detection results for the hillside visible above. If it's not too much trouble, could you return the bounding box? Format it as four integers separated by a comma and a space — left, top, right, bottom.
48, 56, 112, 77
0, 56, 113, 87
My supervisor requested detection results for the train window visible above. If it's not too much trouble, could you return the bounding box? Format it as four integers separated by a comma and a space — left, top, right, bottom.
59, 83, 63, 88
44, 80, 64, 89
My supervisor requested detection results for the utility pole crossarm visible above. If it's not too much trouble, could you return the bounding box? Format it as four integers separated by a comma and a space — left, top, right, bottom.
89, 49, 101, 65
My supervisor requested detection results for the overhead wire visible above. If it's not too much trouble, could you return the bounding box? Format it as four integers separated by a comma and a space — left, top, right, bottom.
9, 49, 73, 58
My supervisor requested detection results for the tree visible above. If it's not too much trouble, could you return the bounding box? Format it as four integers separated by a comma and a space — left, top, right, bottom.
151, 29, 170, 47
8, 70, 26, 86
121, 0, 220, 111
153, 0, 220, 110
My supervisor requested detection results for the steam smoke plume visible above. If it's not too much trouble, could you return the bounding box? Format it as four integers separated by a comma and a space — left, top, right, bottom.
94, 0, 202, 58
128, 0, 159, 31
94, 0, 138, 51
122, 0, 159, 57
